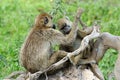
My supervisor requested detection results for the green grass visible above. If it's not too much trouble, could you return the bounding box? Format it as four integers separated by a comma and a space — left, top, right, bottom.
0, 0, 120, 79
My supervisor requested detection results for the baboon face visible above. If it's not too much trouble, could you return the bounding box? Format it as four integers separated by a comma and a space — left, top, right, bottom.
58, 18, 72, 34
35, 13, 55, 29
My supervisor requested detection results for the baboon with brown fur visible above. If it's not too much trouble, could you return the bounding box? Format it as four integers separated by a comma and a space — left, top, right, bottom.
19, 12, 79, 74
57, 17, 104, 80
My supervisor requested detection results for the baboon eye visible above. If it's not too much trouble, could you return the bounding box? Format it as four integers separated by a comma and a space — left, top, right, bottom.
44, 17, 48, 24
63, 23, 67, 27
61, 23, 67, 30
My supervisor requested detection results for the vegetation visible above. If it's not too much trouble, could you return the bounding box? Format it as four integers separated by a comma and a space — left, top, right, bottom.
0, 0, 120, 79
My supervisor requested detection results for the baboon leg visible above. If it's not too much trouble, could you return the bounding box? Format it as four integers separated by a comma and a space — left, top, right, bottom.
68, 53, 96, 66
49, 50, 68, 65
68, 53, 83, 65
29, 51, 68, 79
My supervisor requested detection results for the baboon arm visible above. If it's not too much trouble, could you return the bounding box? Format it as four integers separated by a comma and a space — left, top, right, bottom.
68, 53, 94, 66
77, 29, 88, 38
52, 8, 83, 45
78, 9, 88, 28
68, 53, 83, 65
83, 27, 93, 34
79, 19, 88, 28
77, 27, 93, 38
78, 9, 93, 37
49, 50, 68, 65
62, 8, 84, 45
50, 27, 77, 45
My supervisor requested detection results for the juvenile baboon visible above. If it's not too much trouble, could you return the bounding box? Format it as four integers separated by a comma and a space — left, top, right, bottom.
57, 17, 104, 80
20, 12, 79, 74
57, 17, 82, 52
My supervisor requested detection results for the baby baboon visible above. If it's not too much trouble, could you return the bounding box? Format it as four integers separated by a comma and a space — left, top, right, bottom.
20, 12, 79, 74
57, 17, 104, 80
57, 17, 82, 52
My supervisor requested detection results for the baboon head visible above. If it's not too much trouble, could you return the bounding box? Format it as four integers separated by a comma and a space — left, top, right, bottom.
57, 17, 72, 34
35, 13, 55, 29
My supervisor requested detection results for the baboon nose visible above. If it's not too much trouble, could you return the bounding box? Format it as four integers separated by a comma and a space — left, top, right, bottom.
52, 24, 56, 29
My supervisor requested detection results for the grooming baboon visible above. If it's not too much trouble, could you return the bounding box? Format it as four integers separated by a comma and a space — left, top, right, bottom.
57, 17, 104, 80
57, 17, 82, 52
19, 12, 80, 74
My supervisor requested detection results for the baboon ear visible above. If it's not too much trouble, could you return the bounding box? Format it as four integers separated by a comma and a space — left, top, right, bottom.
65, 16, 70, 20
61, 23, 67, 30
40, 19, 44, 24
44, 17, 48, 24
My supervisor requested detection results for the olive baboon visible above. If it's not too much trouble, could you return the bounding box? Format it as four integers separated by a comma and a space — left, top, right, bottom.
20, 12, 79, 74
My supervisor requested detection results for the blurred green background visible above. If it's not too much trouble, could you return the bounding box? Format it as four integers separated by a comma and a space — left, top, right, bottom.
0, 0, 120, 79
